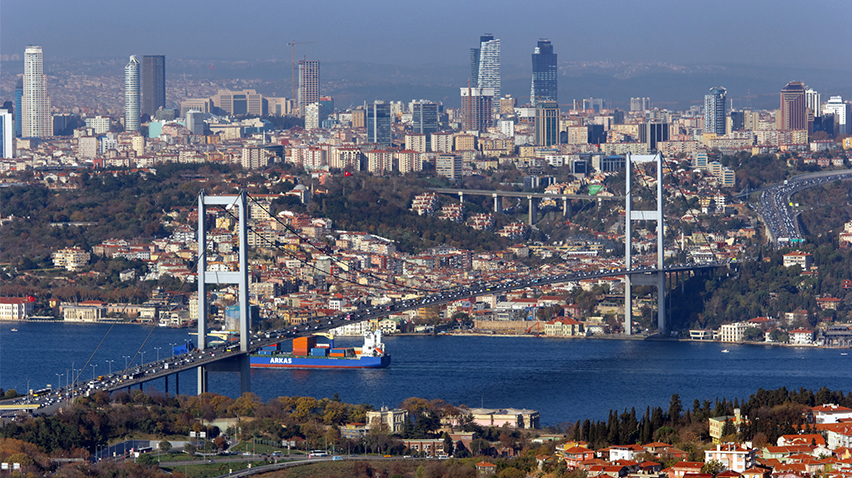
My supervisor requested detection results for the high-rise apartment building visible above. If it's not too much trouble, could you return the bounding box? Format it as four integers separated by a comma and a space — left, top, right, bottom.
780, 82, 807, 131
367, 101, 392, 147
411, 101, 439, 150
14, 78, 23, 138
805, 88, 820, 116
22, 46, 52, 138
823, 96, 850, 135
640, 121, 669, 151
630, 97, 650, 112
460, 87, 495, 132
185, 110, 204, 135
124, 56, 141, 132
704, 86, 727, 135
535, 101, 560, 146
141, 55, 166, 117
0, 109, 13, 158
474, 34, 500, 115
298, 59, 320, 117
530, 40, 557, 106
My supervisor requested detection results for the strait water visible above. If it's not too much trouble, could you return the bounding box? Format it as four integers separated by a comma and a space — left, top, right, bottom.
2, 322, 851, 425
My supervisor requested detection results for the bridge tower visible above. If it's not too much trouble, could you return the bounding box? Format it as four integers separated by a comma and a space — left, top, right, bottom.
197, 191, 251, 395
624, 153, 666, 335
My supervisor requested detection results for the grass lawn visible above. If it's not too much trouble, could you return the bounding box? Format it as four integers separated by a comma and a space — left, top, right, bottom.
160, 460, 269, 478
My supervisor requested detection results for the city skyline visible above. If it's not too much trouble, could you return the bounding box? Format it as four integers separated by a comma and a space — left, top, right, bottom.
2, 0, 850, 72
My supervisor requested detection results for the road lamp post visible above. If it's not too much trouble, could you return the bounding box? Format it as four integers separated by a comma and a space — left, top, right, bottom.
54, 373, 63, 392
91, 364, 97, 381
169, 343, 177, 356
141, 351, 146, 365
154, 347, 161, 362
106, 359, 114, 375
123, 355, 130, 370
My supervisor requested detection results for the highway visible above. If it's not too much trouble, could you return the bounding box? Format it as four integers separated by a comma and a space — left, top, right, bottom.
0, 261, 726, 414
752, 169, 852, 247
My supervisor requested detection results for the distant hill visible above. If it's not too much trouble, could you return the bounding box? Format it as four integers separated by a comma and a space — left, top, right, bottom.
3, 57, 850, 112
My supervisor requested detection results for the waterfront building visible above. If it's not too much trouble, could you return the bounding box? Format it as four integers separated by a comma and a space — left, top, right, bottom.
530, 39, 557, 106
719, 322, 748, 342
780, 81, 807, 131
298, 59, 320, 117
141, 55, 166, 116
366, 407, 408, 432
22, 46, 52, 138
124, 56, 141, 132
704, 86, 727, 135
0, 297, 35, 321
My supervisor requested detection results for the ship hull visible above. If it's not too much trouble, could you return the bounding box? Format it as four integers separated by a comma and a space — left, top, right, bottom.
250, 354, 390, 369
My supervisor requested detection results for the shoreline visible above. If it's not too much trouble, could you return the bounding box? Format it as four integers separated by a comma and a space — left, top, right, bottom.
4, 321, 846, 350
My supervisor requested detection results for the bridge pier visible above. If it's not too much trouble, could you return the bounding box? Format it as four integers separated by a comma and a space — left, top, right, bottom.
165, 375, 168, 395
562, 198, 571, 217
197, 191, 251, 396
624, 153, 666, 336
175, 372, 179, 395
493, 193, 499, 212
198, 365, 208, 394
458, 192, 464, 204
240, 355, 251, 395
528, 196, 535, 225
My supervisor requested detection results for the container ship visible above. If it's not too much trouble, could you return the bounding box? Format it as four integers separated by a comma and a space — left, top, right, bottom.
250, 330, 390, 369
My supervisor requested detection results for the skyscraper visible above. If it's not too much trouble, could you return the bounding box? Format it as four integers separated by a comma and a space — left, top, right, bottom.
823, 96, 850, 135
298, 59, 320, 117
780, 81, 806, 131
411, 101, 439, 150
535, 101, 559, 146
124, 56, 141, 132
460, 87, 494, 132
22, 46, 51, 138
141, 55, 165, 117
474, 34, 500, 115
367, 101, 392, 147
0, 109, 13, 158
14, 78, 22, 138
704, 86, 727, 135
530, 40, 557, 106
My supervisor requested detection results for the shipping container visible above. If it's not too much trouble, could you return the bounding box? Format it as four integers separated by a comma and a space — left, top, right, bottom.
310, 348, 328, 357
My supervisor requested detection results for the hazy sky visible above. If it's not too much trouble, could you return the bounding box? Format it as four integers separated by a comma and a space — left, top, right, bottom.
2, 0, 851, 70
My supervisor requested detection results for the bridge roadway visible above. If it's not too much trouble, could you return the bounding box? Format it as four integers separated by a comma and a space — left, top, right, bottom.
9, 262, 726, 412
429, 187, 624, 201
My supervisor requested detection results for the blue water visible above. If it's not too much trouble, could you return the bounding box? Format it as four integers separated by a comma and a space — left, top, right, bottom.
2, 322, 851, 425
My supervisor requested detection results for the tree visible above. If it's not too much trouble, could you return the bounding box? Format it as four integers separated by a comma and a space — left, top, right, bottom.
668, 394, 683, 425
158, 440, 172, 453
442, 432, 454, 455
183, 443, 197, 456
743, 327, 763, 341
701, 459, 726, 476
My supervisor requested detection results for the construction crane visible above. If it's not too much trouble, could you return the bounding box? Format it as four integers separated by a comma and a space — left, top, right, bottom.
287, 41, 318, 109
